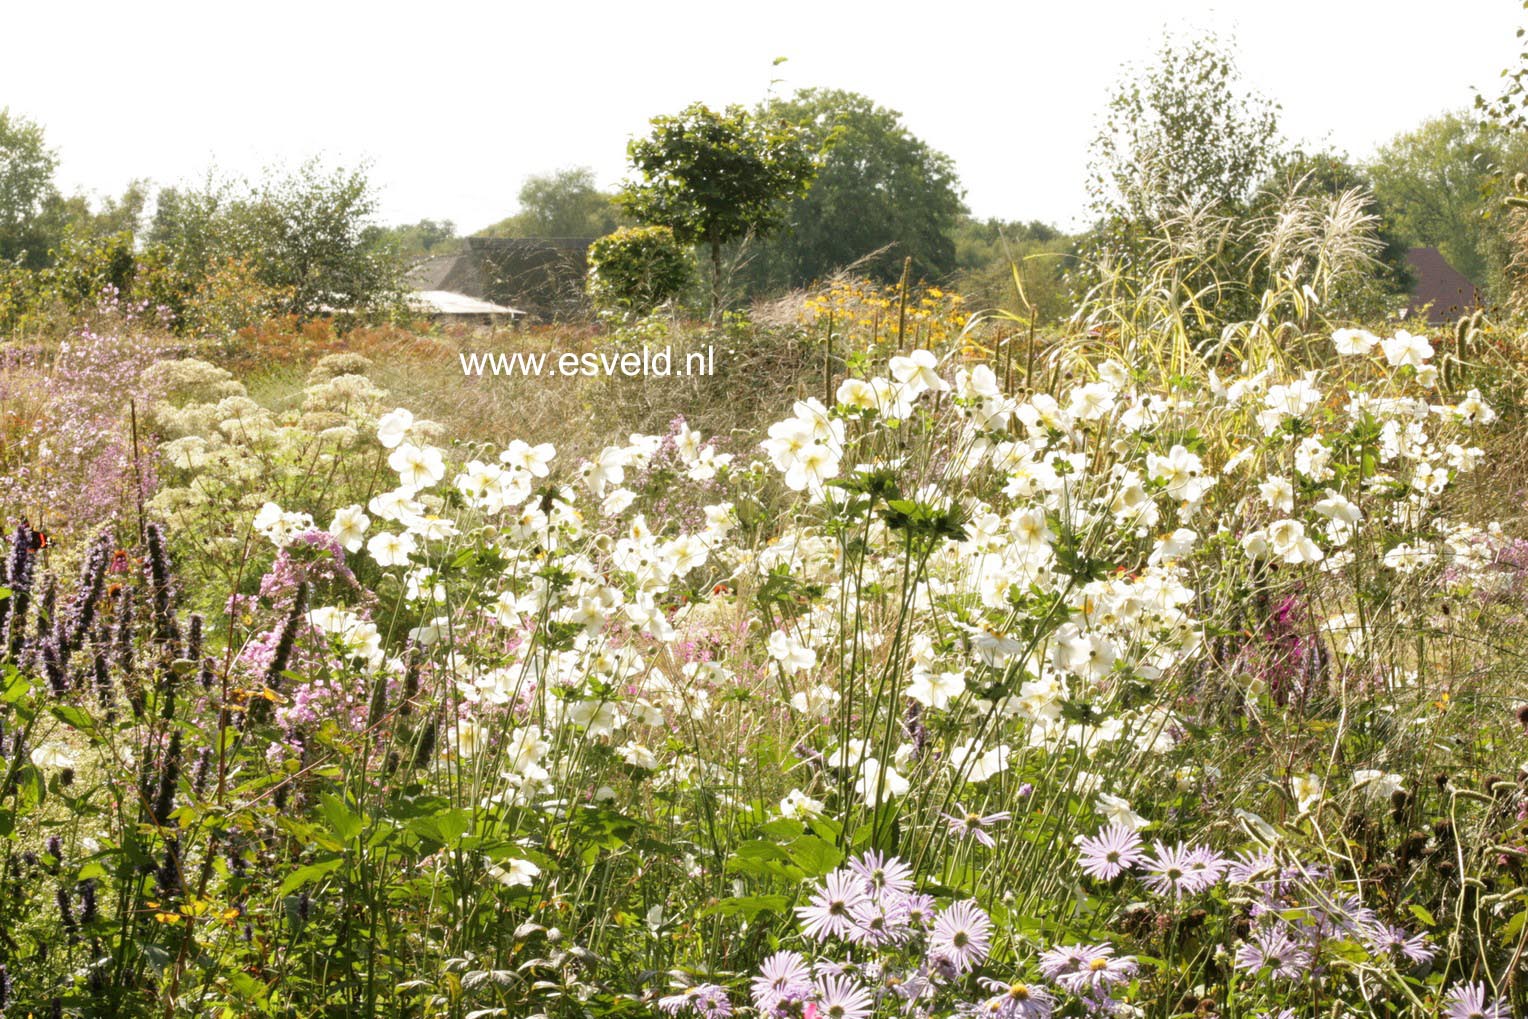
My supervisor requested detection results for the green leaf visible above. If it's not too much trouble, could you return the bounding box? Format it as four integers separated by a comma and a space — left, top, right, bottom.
699, 894, 790, 921
1, 668, 31, 705
785, 835, 842, 878
1501, 907, 1527, 945
278, 857, 343, 896
318, 793, 364, 844
408, 808, 471, 846
49, 704, 96, 736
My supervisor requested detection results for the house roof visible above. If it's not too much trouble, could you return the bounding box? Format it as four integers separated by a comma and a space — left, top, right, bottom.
406, 290, 524, 317
403, 238, 595, 319
1404, 246, 1479, 323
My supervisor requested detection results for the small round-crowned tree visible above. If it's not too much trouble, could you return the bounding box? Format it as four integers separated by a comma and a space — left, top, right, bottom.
586, 225, 697, 317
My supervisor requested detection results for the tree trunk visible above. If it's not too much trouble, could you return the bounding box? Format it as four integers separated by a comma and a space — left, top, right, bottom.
710, 237, 722, 321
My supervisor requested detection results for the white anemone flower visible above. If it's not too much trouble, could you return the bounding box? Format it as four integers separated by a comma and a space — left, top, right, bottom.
485, 856, 541, 888
388, 443, 446, 489
367, 530, 417, 568
1380, 330, 1433, 369
376, 408, 414, 449
327, 505, 369, 552
889, 348, 950, 394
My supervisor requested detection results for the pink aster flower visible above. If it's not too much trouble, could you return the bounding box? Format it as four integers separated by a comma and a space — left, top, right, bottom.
929, 899, 992, 973
658, 983, 732, 1017
848, 850, 914, 897
972, 977, 1055, 1018
942, 804, 1012, 848
1442, 982, 1509, 1019
1143, 841, 1216, 898
751, 950, 812, 1012
813, 973, 874, 1019
1038, 943, 1137, 994
796, 869, 870, 942
1075, 823, 1145, 880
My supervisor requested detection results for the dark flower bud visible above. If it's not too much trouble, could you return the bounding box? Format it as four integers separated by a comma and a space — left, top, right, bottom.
56, 885, 77, 936
153, 731, 182, 825
79, 878, 98, 924
143, 522, 182, 650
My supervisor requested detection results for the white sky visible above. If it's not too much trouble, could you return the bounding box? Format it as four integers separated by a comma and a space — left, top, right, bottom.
3, 1, 1522, 233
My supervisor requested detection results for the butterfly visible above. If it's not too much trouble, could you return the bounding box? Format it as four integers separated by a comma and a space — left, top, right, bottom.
19, 519, 51, 550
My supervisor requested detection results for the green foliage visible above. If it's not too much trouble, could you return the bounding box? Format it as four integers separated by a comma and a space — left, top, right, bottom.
586, 225, 697, 316
478, 166, 622, 239
1088, 32, 1281, 225
365, 217, 457, 259
1366, 111, 1528, 300
39, 229, 138, 304
0, 107, 60, 268
145, 161, 405, 327
1476, 0, 1528, 131
621, 102, 815, 310
950, 216, 1076, 323
749, 89, 967, 288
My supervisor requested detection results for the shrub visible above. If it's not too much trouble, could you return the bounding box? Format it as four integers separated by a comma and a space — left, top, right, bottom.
586, 224, 697, 316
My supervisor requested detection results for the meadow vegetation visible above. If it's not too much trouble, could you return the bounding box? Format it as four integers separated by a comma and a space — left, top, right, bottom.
2, 26, 1528, 1019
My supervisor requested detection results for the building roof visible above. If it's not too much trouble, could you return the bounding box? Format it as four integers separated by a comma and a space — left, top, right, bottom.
403, 238, 595, 320
406, 290, 524, 317
1404, 246, 1479, 323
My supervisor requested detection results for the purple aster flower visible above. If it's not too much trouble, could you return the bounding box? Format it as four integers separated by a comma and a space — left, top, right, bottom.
1185, 844, 1229, 889
929, 899, 993, 973
1442, 982, 1509, 1019
751, 950, 812, 1012
969, 977, 1055, 1018
942, 804, 1013, 848
1363, 922, 1435, 965
814, 973, 874, 1019
1234, 926, 1311, 980
848, 850, 914, 896
796, 869, 870, 941
1142, 841, 1210, 898
1075, 823, 1145, 880
1328, 895, 1378, 937
1226, 849, 1279, 890
882, 965, 932, 1004
658, 983, 732, 1017
850, 892, 912, 946
1037, 943, 1137, 994
902, 892, 937, 928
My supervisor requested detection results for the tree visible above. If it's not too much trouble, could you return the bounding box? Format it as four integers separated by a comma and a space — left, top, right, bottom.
1088, 34, 1281, 226
367, 218, 458, 259
620, 102, 815, 313
479, 167, 621, 239
748, 89, 967, 289
1476, 0, 1528, 131
1078, 34, 1291, 329
950, 216, 1076, 323
146, 162, 404, 323
0, 108, 60, 268
1366, 112, 1528, 298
